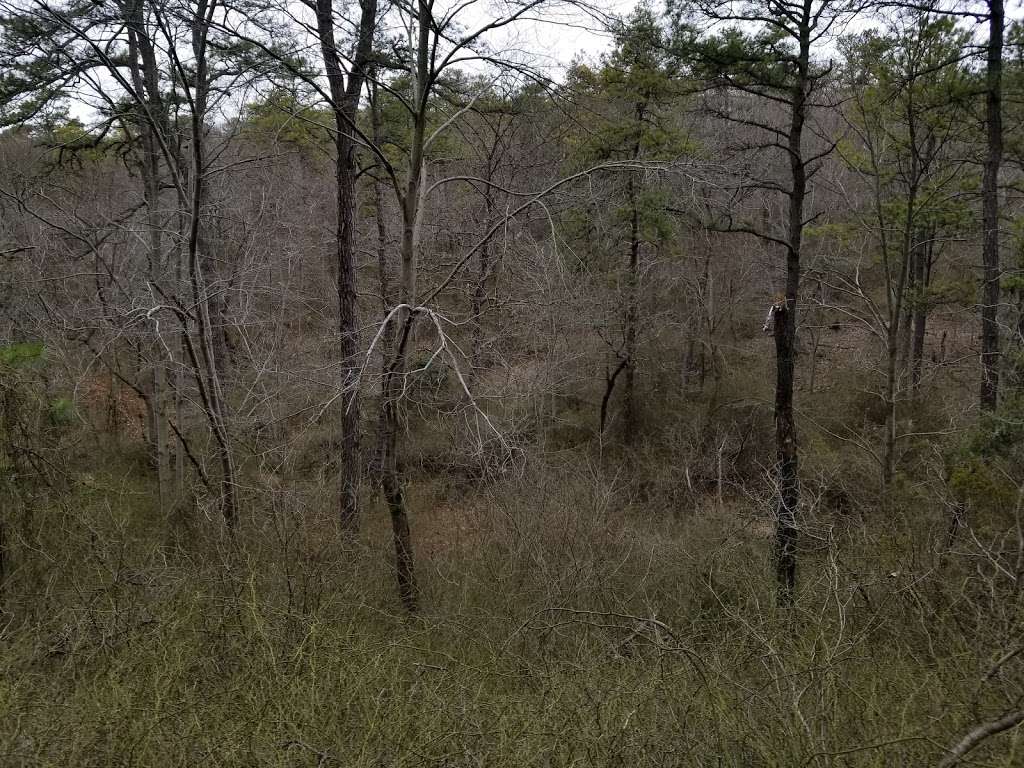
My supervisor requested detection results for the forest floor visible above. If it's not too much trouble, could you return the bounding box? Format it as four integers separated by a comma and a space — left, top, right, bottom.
0, 421, 1019, 767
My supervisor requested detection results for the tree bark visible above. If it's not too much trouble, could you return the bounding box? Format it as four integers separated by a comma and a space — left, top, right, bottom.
469, 190, 494, 377
623, 172, 640, 438
773, 5, 813, 606
883, 177, 916, 486
980, 0, 1003, 411
937, 708, 1024, 768
622, 101, 646, 439
126, 0, 169, 512
380, 313, 419, 614
370, 77, 397, 490
314, 0, 377, 532
911, 234, 932, 390
378, 187, 422, 613
374, 0, 431, 614
774, 288, 799, 606
186, 0, 237, 527
144, 365, 168, 511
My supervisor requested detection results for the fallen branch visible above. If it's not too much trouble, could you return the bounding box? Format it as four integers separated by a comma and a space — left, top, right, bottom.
937, 709, 1024, 768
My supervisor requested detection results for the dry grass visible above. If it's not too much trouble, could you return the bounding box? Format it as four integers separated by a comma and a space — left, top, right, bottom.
0, 433, 1021, 767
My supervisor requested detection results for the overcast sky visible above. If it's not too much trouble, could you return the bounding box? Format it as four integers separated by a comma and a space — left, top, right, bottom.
476, 0, 640, 71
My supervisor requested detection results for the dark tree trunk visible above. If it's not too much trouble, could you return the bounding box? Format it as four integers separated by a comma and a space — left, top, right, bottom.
126, 0, 169, 512
899, 248, 916, 371
210, 270, 233, 380
469, 191, 494, 377
315, 0, 377, 532
623, 173, 640, 439
911, 235, 932, 390
980, 0, 1003, 411
600, 357, 629, 434
369, 78, 396, 488
374, 0, 431, 615
622, 101, 646, 439
372, 81, 391, 322
380, 312, 419, 614
333, 145, 362, 533
774, 276, 799, 606
883, 162, 917, 486
186, 2, 237, 528
773, 7, 811, 606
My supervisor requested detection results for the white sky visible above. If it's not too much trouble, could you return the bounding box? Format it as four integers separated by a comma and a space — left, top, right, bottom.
474, 0, 640, 70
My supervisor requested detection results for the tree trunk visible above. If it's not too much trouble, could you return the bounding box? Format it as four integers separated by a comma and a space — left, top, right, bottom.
469, 191, 494, 377
380, 312, 419, 614
980, 0, 1003, 411
378, 193, 422, 614
623, 173, 640, 438
146, 365, 169, 512
883, 327, 899, 485
370, 78, 396, 487
314, 0, 377, 532
173, 339, 185, 500
774, 295, 798, 606
210, 277, 233, 380
106, 371, 121, 441
899, 247, 916, 371
622, 101, 646, 439
773, 9, 812, 606
333, 144, 362, 533
187, 0, 237, 527
910, 235, 932, 390
372, 80, 391, 324
126, 0, 168, 512
375, 0, 431, 614
883, 181, 916, 486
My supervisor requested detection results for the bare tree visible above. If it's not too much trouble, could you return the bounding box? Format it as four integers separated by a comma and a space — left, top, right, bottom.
0, 0, 256, 525
679, 0, 858, 604
980, 0, 1003, 411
